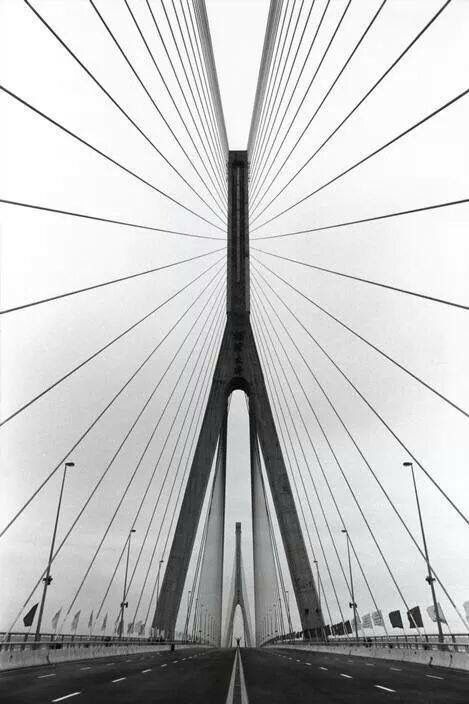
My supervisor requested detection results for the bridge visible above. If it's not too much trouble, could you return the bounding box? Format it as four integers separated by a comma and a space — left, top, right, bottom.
0, 1, 468, 702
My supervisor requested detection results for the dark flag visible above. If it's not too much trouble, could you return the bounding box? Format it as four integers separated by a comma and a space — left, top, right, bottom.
407, 606, 423, 629
23, 603, 39, 628
344, 620, 352, 634
325, 624, 331, 636
337, 622, 345, 635
389, 610, 403, 629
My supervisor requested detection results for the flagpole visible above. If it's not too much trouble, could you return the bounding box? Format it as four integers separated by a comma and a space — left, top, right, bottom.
35, 461, 75, 642
342, 529, 359, 643
404, 461, 444, 645
119, 528, 136, 640
404, 461, 444, 644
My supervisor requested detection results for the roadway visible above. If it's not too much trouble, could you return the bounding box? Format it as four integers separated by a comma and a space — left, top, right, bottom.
0, 645, 468, 702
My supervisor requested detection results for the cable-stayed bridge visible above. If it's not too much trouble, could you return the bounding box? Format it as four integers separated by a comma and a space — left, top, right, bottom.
0, 1, 468, 702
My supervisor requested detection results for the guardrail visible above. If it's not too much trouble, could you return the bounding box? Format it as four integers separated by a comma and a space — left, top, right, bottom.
264, 633, 469, 653
0, 632, 211, 653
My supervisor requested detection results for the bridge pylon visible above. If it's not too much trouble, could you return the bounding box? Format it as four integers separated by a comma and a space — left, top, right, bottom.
152, 151, 324, 642
223, 523, 253, 647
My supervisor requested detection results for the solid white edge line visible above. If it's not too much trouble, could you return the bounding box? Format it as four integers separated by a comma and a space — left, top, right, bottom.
142, 669, 151, 673
238, 649, 250, 704
340, 673, 353, 678
38, 673, 56, 678
52, 693, 81, 702
426, 674, 444, 680
224, 649, 238, 704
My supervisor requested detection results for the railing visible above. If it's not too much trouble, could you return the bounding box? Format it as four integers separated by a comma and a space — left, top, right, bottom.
0, 631, 201, 653
265, 632, 469, 653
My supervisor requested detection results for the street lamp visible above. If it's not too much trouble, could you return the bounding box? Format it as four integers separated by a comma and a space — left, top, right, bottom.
119, 528, 136, 640
35, 461, 75, 641
404, 461, 444, 644
342, 529, 359, 643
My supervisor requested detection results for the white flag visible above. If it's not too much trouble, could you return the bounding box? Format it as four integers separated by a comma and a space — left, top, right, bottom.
88, 610, 94, 629
426, 603, 447, 624
101, 613, 108, 632
51, 608, 62, 631
463, 601, 469, 621
362, 613, 372, 629
372, 610, 384, 627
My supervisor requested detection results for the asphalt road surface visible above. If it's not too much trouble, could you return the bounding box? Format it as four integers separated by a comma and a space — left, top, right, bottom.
0, 645, 468, 703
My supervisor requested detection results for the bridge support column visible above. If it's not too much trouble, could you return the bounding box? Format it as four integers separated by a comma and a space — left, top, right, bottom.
152, 151, 323, 641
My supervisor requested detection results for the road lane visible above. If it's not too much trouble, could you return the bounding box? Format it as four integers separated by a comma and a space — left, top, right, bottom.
0, 648, 211, 704
0, 646, 468, 703
241, 647, 469, 703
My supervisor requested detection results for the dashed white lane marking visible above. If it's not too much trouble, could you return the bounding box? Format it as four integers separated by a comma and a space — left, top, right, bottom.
319, 666, 328, 671
340, 673, 353, 679
142, 669, 151, 673
426, 674, 444, 680
305, 662, 311, 666
173, 660, 179, 663
390, 667, 401, 672
52, 693, 81, 702
366, 663, 375, 667
38, 673, 56, 678
161, 664, 167, 668
112, 677, 126, 683
375, 685, 396, 693
295, 659, 301, 662
79, 667, 91, 671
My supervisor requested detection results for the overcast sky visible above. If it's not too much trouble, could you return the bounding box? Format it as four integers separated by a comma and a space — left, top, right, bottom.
1, 0, 468, 641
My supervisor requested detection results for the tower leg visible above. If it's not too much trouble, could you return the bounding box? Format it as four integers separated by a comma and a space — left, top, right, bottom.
246, 328, 323, 633
152, 330, 231, 637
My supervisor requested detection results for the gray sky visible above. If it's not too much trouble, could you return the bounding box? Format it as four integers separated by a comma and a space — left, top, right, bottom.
1, 0, 468, 640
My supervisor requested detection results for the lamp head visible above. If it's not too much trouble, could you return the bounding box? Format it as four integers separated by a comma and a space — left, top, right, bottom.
65, 462, 75, 468
403, 461, 413, 467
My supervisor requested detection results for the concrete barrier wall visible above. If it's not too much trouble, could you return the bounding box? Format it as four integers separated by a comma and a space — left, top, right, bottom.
0, 643, 203, 672
269, 643, 469, 672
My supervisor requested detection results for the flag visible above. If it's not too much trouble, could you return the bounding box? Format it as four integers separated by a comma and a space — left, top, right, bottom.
138, 622, 145, 637
324, 624, 331, 636
51, 608, 62, 631
127, 621, 134, 635
352, 614, 361, 629
372, 610, 384, 627
114, 616, 120, 634
101, 614, 108, 632
344, 620, 352, 634
464, 601, 469, 621
71, 610, 81, 632
88, 611, 94, 630
362, 613, 372, 629
427, 603, 447, 624
23, 603, 38, 628
389, 610, 403, 629
407, 606, 423, 629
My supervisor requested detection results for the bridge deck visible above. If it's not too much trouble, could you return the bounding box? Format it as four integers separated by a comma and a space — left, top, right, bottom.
0, 647, 467, 703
